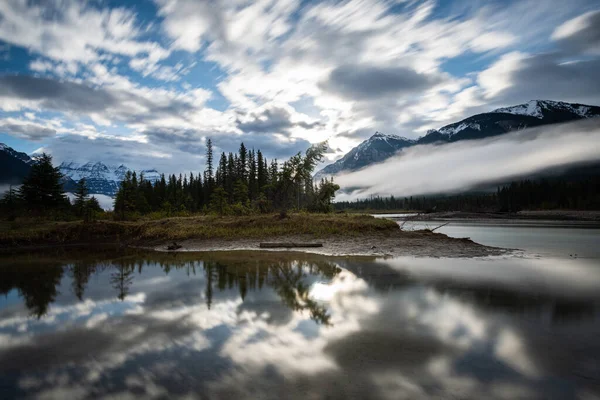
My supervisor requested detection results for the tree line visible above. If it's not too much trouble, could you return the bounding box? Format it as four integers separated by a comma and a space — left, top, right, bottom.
0, 140, 340, 220
335, 177, 600, 212
0, 153, 102, 220
113, 139, 339, 218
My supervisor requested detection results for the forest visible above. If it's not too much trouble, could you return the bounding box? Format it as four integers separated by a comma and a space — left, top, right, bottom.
335, 176, 600, 212
0, 140, 339, 221
113, 139, 339, 219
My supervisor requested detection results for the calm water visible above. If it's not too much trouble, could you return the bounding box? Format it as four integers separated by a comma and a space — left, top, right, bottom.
1, 249, 599, 400
380, 215, 600, 258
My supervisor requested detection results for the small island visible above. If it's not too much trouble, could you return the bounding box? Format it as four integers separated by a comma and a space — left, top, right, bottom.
0, 140, 502, 258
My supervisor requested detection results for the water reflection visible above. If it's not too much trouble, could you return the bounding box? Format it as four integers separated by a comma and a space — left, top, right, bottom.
0, 250, 598, 399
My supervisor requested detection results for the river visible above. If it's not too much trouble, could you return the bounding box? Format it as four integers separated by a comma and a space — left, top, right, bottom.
377, 214, 600, 258
0, 219, 599, 399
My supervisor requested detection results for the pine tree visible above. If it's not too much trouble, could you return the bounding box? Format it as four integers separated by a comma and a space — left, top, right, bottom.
257, 150, 267, 190
205, 138, 214, 182
74, 178, 89, 217
19, 153, 67, 212
238, 143, 247, 182
248, 149, 257, 200
0, 185, 20, 220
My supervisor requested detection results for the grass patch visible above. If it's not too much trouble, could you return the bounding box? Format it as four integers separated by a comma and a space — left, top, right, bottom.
0, 213, 399, 248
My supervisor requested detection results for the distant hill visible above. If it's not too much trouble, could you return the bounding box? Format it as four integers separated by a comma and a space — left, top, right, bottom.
316, 100, 600, 179
0, 143, 33, 185
59, 162, 160, 197
0, 143, 160, 197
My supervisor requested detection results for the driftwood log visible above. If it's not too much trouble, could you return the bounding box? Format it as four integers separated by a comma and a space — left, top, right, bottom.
259, 242, 323, 248
167, 242, 182, 251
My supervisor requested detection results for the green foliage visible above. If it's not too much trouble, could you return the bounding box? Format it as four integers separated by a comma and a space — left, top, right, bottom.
74, 179, 89, 217
18, 153, 68, 213
336, 177, 600, 213
111, 139, 339, 218
210, 187, 230, 216
0, 185, 20, 220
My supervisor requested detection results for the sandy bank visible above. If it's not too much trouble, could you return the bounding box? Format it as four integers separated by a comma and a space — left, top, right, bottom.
153, 230, 508, 258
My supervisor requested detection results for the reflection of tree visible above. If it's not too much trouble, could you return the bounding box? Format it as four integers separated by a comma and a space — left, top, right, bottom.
1, 251, 342, 324
70, 262, 96, 301
201, 257, 340, 325
269, 262, 333, 325
0, 264, 64, 318
110, 265, 134, 301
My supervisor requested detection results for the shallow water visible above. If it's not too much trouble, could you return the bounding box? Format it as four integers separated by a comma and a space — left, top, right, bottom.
383, 215, 600, 258
0, 249, 599, 400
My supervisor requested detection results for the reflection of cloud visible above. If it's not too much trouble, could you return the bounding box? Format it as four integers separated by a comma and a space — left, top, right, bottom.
1, 255, 599, 399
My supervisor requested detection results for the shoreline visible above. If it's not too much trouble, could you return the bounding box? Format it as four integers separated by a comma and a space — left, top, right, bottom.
146, 231, 509, 258
0, 213, 509, 258
383, 210, 600, 222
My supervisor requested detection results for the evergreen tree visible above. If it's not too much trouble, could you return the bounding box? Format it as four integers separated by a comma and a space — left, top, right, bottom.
257, 150, 267, 190
238, 143, 247, 182
19, 153, 67, 212
0, 185, 20, 220
74, 178, 89, 217
205, 138, 214, 181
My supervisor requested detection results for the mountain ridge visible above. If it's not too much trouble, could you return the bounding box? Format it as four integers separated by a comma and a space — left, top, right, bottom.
315, 100, 600, 178
0, 144, 160, 197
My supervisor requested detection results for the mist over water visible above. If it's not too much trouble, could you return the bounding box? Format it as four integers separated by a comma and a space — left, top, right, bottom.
336, 119, 600, 201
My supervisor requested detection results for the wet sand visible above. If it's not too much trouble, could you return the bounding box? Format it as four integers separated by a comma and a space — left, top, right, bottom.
154, 230, 509, 258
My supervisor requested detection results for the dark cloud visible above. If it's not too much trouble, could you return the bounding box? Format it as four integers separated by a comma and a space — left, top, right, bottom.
554, 10, 600, 54
0, 75, 196, 124
0, 75, 116, 113
492, 54, 600, 106
321, 64, 445, 100
0, 123, 56, 141
236, 106, 323, 136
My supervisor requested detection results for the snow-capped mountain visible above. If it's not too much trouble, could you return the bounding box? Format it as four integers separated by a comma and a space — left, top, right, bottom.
0, 142, 162, 197
316, 132, 415, 178
316, 100, 600, 178
59, 162, 161, 197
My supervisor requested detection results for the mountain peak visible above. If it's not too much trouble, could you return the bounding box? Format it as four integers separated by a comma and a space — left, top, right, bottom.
316, 99, 600, 178
492, 99, 595, 119
369, 131, 413, 142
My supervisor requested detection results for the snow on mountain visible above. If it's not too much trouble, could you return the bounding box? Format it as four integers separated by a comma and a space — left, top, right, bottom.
492, 100, 597, 119
438, 122, 481, 138
316, 100, 600, 178
59, 161, 161, 197
315, 132, 415, 179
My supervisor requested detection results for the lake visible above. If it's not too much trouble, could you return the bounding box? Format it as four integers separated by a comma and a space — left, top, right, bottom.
1, 231, 599, 399
378, 214, 600, 258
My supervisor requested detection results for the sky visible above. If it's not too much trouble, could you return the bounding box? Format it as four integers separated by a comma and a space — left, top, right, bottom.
0, 0, 599, 175
336, 119, 600, 200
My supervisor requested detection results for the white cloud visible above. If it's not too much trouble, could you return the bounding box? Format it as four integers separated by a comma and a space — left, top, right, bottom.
335, 120, 600, 200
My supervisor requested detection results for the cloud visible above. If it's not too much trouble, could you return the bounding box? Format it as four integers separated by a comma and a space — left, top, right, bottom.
552, 10, 600, 55
478, 52, 600, 107
335, 119, 600, 200
0, 75, 116, 114
322, 64, 446, 100
236, 104, 324, 136
0, 0, 169, 64
0, 75, 213, 128
0, 121, 56, 141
